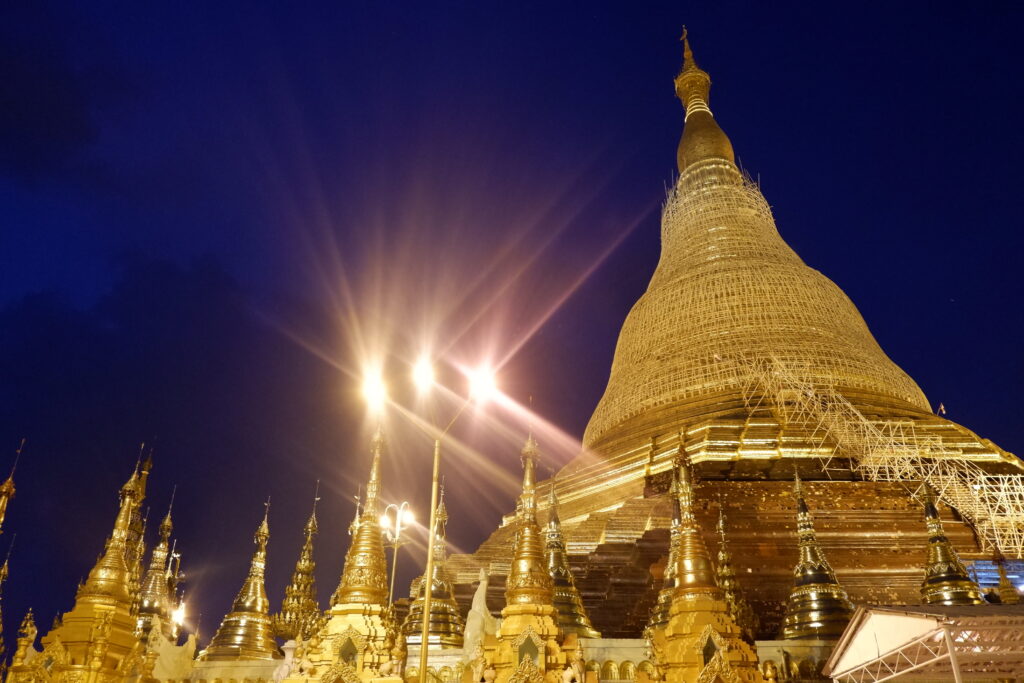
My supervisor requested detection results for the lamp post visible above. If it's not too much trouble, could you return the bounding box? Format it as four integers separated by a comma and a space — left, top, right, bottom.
417, 362, 496, 683
362, 358, 496, 683
380, 501, 414, 606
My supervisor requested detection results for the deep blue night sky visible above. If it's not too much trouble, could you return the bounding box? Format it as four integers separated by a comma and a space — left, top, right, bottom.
2, 1, 1022, 648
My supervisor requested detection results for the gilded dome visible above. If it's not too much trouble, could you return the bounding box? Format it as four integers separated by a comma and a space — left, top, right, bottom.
583, 39, 929, 452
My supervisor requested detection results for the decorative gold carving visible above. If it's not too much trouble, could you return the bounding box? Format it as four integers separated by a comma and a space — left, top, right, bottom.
508, 656, 544, 683
320, 661, 361, 683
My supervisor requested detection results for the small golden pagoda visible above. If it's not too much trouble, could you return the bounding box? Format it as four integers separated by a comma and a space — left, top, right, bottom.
994, 552, 1021, 605
649, 464, 682, 630
402, 490, 465, 648
919, 486, 984, 606
273, 495, 323, 642
490, 434, 566, 683
545, 486, 599, 639
199, 506, 281, 661
12, 461, 151, 683
137, 504, 176, 640
779, 473, 853, 640
282, 427, 396, 683
715, 508, 758, 641
645, 452, 762, 683
10, 610, 37, 672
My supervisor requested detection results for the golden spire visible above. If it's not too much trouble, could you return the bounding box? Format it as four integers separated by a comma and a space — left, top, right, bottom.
273, 489, 323, 641
715, 508, 758, 640
403, 488, 466, 647
649, 465, 682, 629
76, 463, 147, 605
332, 429, 389, 606
201, 503, 280, 660
919, 486, 984, 605
0, 439, 23, 534
545, 485, 599, 637
0, 537, 12, 661
11, 608, 36, 668
138, 500, 174, 637
994, 552, 1021, 605
672, 449, 719, 599
505, 433, 554, 606
673, 28, 734, 172
780, 472, 853, 639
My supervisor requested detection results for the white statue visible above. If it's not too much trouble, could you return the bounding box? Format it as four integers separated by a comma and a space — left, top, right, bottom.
463, 568, 499, 665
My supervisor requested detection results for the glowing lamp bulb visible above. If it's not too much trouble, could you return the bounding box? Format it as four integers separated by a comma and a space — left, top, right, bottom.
413, 357, 435, 392
402, 508, 415, 525
379, 513, 392, 530
362, 373, 387, 413
172, 602, 186, 626
469, 366, 497, 401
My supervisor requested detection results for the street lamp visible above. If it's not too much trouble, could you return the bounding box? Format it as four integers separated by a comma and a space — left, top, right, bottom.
359, 358, 495, 683
380, 501, 414, 605
416, 362, 495, 683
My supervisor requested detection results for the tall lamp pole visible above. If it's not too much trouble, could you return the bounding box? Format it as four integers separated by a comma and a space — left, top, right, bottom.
380, 501, 413, 606
416, 362, 495, 683
363, 358, 496, 683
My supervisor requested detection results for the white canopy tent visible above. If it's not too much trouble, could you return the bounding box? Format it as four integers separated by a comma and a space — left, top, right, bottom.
823, 605, 1024, 682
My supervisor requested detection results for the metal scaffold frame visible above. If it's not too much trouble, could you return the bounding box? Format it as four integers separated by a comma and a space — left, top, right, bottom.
736, 356, 1024, 558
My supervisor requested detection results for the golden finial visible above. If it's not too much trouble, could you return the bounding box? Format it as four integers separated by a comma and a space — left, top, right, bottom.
200, 506, 279, 661
919, 485, 984, 605
505, 433, 554, 607
273, 485, 323, 641
0, 439, 24, 533
780, 470, 853, 639
673, 28, 734, 172
544, 483, 599, 637
332, 431, 389, 606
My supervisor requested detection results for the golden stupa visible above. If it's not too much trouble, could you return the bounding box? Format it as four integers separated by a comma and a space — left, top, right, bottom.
449, 32, 1022, 638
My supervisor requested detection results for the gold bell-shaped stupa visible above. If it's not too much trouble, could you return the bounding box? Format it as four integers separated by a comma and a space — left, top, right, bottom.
403, 489, 465, 647
779, 473, 854, 639
200, 505, 281, 661
919, 486, 984, 606
545, 485, 599, 638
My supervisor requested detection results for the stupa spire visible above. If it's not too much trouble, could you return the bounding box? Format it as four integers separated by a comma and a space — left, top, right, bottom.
273, 488, 323, 641
673, 27, 734, 172
994, 551, 1021, 605
332, 430, 389, 606
201, 503, 279, 661
649, 464, 682, 628
505, 433, 553, 607
403, 487, 465, 647
138, 499, 174, 637
77, 463, 146, 605
715, 508, 758, 640
672, 449, 719, 598
780, 472, 853, 639
0, 439, 23, 534
545, 485, 600, 637
919, 485, 984, 605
